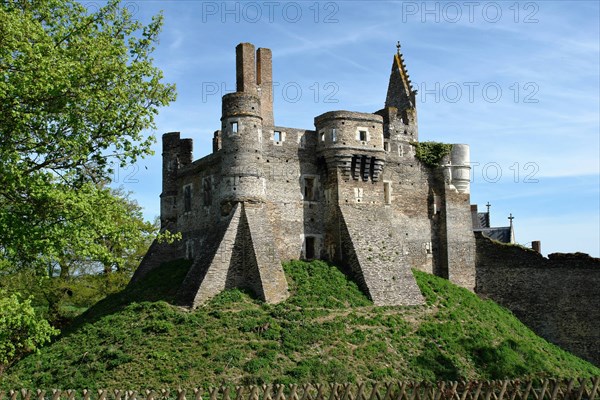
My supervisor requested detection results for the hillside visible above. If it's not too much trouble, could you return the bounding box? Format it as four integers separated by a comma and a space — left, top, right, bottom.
2, 260, 599, 388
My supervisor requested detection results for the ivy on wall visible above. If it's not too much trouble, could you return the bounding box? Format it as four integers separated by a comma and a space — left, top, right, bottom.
411, 141, 453, 167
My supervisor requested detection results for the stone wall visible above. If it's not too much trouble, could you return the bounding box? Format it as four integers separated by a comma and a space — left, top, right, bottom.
475, 232, 600, 366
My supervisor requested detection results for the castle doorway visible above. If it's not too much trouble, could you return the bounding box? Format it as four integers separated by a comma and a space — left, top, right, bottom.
305, 237, 315, 259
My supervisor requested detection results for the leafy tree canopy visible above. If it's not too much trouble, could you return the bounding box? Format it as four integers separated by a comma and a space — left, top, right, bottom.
0, 290, 59, 376
0, 0, 175, 272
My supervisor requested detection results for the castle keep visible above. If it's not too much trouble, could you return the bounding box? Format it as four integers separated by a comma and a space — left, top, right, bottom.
134, 42, 477, 308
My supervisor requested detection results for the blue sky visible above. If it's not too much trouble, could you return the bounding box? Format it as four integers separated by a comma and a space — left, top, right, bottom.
110, 1, 599, 257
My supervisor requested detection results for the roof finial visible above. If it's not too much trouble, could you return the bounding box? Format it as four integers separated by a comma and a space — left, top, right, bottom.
396, 41, 401, 55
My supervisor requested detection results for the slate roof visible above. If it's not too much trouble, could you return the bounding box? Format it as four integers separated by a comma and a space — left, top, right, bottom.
472, 212, 490, 229
474, 227, 513, 243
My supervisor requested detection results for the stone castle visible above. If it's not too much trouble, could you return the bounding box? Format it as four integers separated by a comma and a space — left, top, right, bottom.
132, 42, 600, 366
133, 42, 478, 308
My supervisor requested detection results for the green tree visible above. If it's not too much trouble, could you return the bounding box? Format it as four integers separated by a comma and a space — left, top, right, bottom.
0, 185, 158, 327
0, 290, 59, 376
0, 0, 176, 272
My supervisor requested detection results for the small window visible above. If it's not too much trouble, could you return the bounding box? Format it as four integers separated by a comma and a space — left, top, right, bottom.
183, 185, 192, 212
384, 142, 390, 152
354, 187, 364, 203
274, 130, 282, 142
305, 237, 315, 259
231, 121, 238, 134
359, 130, 367, 141
331, 128, 337, 142
384, 182, 391, 205
304, 177, 315, 201
298, 132, 306, 148
319, 131, 325, 142
425, 242, 433, 255
203, 178, 212, 206
186, 239, 194, 259
402, 110, 410, 125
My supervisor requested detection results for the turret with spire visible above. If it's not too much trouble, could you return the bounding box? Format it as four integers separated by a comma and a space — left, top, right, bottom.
376, 41, 419, 146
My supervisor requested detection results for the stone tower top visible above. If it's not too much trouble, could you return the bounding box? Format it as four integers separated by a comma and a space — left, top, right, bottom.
385, 42, 416, 111
234, 42, 274, 126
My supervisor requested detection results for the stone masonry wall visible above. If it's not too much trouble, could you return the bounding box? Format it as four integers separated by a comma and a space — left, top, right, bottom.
140, 43, 479, 308
475, 233, 600, 366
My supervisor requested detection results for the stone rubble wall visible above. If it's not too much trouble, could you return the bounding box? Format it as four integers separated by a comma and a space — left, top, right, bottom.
475, 232, 600, 366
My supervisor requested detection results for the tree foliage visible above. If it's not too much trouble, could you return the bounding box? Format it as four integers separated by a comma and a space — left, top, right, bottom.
0, 290, 59, 375
0, 0, 175, 272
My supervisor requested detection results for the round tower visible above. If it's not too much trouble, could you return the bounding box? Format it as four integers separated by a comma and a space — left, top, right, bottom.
220, 91, 266, 203
314, 111, 385, 182
449, 144, 471, 194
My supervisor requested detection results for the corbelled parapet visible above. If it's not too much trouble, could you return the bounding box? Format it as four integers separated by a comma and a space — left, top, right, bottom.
315, 111, 386, 182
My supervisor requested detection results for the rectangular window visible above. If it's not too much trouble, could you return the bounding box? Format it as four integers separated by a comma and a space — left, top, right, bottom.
203, 178, 212, 206
354, 187, 364, 203
384, 142, 390, 152
274, 130, 282, 142
231, 121, 238, 134
298, 132, 306, 148
305, 237, 315, 259
184, 185, 192, 212
384, 182, 391, 205
186, 239, 194, 259
319, 130, 325, 142
359, 130, 367, 141
304, 177, 315, 201
331, 128, 337, 142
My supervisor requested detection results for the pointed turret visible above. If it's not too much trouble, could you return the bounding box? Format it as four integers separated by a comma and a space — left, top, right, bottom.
376, 42, 418, 143
385, 41, 417, 111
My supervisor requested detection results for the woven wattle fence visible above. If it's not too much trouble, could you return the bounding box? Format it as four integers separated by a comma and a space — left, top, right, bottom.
3, 377, 599, 400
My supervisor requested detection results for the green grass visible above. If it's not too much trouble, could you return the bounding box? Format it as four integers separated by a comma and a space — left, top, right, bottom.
2, 260, 598, 389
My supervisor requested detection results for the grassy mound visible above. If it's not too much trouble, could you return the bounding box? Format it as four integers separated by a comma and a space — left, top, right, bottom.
2, 260, 598, 388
